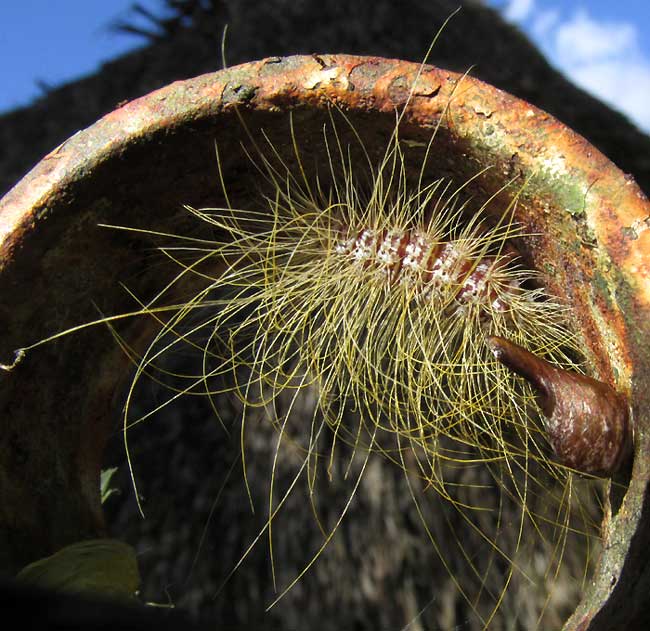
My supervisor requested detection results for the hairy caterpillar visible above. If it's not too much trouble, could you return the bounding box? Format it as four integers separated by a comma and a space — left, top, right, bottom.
191, 113, 575, 477
92, 101, 604, 629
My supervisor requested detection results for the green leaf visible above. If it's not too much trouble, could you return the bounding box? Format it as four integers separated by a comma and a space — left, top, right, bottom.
100, 467, 120, 504
16, 539, 140, 600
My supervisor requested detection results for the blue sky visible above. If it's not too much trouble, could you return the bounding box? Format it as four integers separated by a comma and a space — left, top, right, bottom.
488, 0, 650, 131
1, 1, 649, 133
0, 0, 161, 111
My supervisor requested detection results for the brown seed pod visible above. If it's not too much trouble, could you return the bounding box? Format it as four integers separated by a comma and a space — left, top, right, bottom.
487, 335, 633, 476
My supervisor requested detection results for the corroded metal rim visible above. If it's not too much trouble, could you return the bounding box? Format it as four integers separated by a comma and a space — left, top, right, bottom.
1, 55, 649, 629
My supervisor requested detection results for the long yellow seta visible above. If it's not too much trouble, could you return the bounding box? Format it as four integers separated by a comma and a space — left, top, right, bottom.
102, 99, 603, 628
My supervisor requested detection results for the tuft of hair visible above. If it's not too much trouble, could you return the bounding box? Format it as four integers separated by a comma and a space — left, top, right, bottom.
109, 102, 603, 629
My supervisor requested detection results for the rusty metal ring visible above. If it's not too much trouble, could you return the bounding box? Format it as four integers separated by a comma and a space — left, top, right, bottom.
1, 55, 649, 629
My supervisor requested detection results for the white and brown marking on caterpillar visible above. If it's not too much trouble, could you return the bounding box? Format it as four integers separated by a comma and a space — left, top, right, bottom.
335, 225, 518, 313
